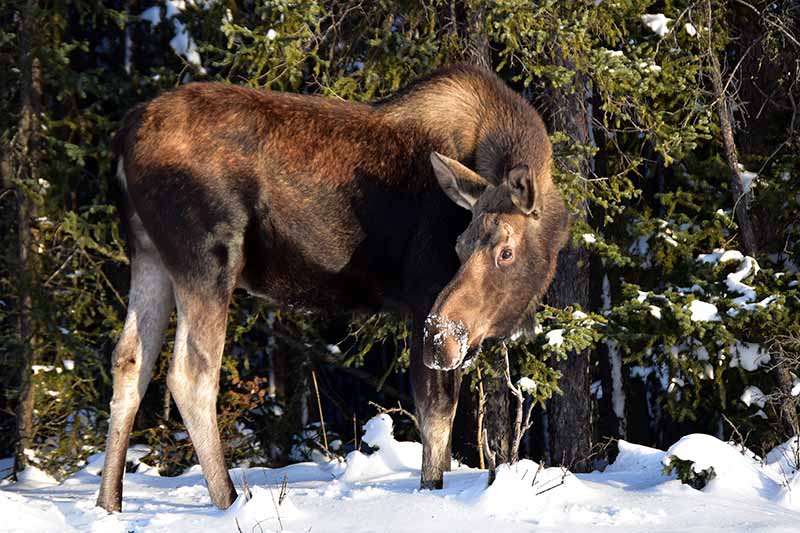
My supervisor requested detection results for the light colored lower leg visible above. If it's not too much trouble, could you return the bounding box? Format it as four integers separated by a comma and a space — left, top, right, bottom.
167, 290, 237, 509
97, 254, 173, 512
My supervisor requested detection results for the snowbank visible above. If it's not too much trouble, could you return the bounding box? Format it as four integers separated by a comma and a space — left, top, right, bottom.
664, 434, 782, 499
341, 414, 426, 482
0, 490, 71, 532
3, 419, 800, 531
464, 459, 594, 524
606, 440, 668, 478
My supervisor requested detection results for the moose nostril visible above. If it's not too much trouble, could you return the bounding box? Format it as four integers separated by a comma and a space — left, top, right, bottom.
425, 314, 470, 369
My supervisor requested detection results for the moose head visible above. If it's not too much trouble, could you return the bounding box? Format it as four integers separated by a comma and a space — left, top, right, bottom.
423, 151, 569, 371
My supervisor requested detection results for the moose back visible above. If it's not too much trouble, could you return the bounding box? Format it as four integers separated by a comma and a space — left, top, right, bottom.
96, 64, 569, 512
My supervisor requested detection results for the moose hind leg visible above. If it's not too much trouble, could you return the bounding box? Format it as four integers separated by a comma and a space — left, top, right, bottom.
167, 286, 237, 509
97, 251, 174, 512
411, 322, 463, 489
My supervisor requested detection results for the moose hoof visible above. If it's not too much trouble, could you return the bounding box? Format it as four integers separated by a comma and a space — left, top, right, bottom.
420, 478, 444, 490
209, 485, 238, 510
96, 493, 122, 514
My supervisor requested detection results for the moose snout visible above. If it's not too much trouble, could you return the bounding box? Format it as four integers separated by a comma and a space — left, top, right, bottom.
423, 314, 470, 371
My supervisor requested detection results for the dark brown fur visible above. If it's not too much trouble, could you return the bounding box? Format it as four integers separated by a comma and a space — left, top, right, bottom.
96, 64, 568, 512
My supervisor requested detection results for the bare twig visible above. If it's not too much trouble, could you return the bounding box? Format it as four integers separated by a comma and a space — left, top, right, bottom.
501, 342, 535, 463
482, 427, 497, 480
530, 462, 544, 487
239, 469, 252, 501
476, 365, 486, 470
353, 413, 359, 452
265, 475, 284, 532
310, 369, 329, 453
278, 474, 289, 506
535, 466, 569, 496
367, 400, 419, 433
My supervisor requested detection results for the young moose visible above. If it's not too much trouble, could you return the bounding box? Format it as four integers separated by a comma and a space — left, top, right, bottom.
97, 64, 569, 512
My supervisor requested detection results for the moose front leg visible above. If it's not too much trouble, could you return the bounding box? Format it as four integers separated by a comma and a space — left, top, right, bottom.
410, 321, 462, 489
168, 286, 237, 509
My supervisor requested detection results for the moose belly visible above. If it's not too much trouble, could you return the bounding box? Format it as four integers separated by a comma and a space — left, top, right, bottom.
238, 260, 390, 313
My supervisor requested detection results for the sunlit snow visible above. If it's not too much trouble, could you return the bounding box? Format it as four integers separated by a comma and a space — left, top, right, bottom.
641, 14, 672, 37
3, 415, 800, 531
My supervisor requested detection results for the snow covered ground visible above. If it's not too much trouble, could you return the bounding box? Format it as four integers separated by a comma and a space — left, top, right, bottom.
3, 414, 800, 532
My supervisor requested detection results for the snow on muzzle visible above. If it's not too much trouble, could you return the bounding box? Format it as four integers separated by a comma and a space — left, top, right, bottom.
423, 314, 477, 371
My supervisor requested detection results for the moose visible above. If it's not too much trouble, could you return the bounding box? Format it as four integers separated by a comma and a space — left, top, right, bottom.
96, 64, 569, 512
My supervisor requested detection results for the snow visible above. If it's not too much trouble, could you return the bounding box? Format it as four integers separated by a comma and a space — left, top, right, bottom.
765, 436, 800, 480
696, 248, 744, 264
684, 22, 698, 36
32, 365, 61, 375
341, 414, 426, 482
688, 299, 721, 321
545, 329, 564, 347
141, 1, 206, 73
602, 274, 612, 310
726, 256, 759, 304
664, 434, 785, 500
325, 344, 341, 355
608, 341, 626, 421
629, 235, 650, 266
3, 417, 800, 531
642, 14, 672, 37
517, 377, 537, 393
605, 440, 667, 480
738, 165, 758, 193
740, 385, 766, 408
695, 250, 777, 315
728, 340, 770, 371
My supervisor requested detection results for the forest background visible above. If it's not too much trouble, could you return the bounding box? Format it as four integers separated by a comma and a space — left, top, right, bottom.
1, 0, 799, 481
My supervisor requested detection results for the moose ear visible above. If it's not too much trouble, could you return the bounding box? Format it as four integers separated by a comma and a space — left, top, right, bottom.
508, 165, 541, 217
430, 152, 491, 210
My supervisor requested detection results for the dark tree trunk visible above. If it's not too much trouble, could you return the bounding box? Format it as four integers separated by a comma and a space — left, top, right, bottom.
12, 0, 42, 476
545, 53, 593, 472
482, 346, 512, 479
706, 3, 758, 258
705, 2, 799, 437
546, 248, 592, 471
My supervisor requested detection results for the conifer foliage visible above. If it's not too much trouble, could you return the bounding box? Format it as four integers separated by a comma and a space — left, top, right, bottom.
0, 0, 798, 478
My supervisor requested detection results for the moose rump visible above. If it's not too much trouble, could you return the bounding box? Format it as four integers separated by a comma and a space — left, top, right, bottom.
96, 65, 568, 512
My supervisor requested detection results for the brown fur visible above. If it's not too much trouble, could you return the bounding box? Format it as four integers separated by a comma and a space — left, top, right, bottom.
97, 64, 568, 512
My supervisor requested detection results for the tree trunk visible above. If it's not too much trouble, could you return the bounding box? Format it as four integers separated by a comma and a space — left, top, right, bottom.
12, 0, 42, 475
706, 3, 799, 436
545, 57, 593, 473
706, 3, 758, 257
481, 346, 512, 480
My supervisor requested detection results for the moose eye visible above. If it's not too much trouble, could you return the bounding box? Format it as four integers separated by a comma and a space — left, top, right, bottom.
499, 248, 513, 262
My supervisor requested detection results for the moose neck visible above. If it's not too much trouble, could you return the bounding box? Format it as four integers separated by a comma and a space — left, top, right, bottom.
376, 65, 539, 185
